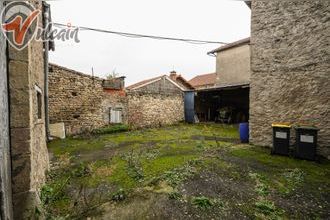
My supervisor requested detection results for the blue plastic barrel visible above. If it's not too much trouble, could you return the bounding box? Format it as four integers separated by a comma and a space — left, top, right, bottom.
239, 123, 249, 143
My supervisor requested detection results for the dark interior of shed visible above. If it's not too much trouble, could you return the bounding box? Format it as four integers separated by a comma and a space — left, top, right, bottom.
194, 87, 249, 123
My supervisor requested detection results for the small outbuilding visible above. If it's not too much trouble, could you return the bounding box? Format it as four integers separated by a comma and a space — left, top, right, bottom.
193, 38, 251, 123
126, 71, 193, 128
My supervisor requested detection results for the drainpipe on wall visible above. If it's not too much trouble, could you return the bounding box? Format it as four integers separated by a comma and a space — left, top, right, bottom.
44, 41, 50, 140
43, 2, 54, 141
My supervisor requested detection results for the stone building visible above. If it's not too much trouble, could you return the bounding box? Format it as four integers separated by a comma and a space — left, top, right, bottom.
0, 1, 53, 219
249, 0, 330, 158
126, 73, 193, 128
48, 64, 127, 135
193, 38, 250, 122
210, 37, 251, 87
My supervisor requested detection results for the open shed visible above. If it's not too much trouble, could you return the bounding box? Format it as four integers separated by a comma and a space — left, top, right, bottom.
195, 84, 249, 123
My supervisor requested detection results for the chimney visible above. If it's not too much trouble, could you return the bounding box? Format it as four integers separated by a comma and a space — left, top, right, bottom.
170, 71, 177, 80
103, 76, 126, 90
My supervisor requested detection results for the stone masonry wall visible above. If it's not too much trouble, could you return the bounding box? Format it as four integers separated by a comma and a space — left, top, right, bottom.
127, 92, 184, 128
49, 64, 127, 135
49, 66, 184, 133
250, 0, 330, 158
0, 1, 12, 218
8, 1, 50, 218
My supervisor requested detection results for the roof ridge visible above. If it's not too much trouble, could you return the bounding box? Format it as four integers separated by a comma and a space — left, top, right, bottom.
208, 37, 250, 54
126, 74, 165, 90
49, 63, 105, 80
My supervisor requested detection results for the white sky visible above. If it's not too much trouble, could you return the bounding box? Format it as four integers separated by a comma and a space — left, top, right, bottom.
49, 0, 251, 85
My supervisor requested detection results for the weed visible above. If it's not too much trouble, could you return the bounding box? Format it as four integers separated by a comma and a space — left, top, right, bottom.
168, 191, 183, 200
111, 188, 127, 202
192, 196, 214, 209
283, 168, 304, 185
196, 141, 204, 149
162, 162, 197, 187
144, 149, 160, 160
71, 163, 92, 178
122, 150, 144, 181
255, 200, 275, 215
278, 168, 305, 195
255, 200, 284, 218
92, 124, 129, 135
249, 172, 270, 196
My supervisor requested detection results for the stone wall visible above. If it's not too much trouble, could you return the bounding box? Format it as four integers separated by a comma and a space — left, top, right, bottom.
8, 1, 50, 218
49, 64, 127, 135
127, 92, 184, 128
0, 1, 12, 218
250, 0, 330, 158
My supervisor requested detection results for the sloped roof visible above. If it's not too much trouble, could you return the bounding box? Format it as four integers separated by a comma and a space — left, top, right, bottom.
169, 72, 195, 90
126, 75, 165, 90
245, 1, 251, 8
189, 73, 217, 88
208, 37, 250, 54
126, 74, 190, 91
49, 63, 104, 81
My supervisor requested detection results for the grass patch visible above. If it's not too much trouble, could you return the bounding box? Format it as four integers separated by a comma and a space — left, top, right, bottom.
192, 196, 214, 209
230, 146, 330, 190
255, 200, 284, 219
142, 155, 197, 182
107, 157, 138, 189
45, 124, 329, 219
249, 172, 270, 196
92, 124, 130, 135
48, 137, 106, 156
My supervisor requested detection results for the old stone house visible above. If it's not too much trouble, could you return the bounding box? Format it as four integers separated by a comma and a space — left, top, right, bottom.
0, 1, 53, 219
48, 64, 127, 135
248, 0, 330, 158
192, 38, 250, 122
126, 72, 193, 128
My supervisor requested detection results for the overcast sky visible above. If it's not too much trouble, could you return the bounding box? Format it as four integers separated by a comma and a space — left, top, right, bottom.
49, 0, 251, 85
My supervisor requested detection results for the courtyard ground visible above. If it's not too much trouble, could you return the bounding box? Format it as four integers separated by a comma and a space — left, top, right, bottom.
45, 123, 330, 219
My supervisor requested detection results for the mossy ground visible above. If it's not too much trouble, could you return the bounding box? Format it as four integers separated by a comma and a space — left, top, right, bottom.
45, 123, 330, 219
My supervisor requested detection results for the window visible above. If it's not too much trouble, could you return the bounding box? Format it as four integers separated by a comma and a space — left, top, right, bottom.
35, 86, 42, 119
109, 108, 123, 124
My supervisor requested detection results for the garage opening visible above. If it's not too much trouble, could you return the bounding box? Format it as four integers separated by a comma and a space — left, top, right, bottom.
195, 85, 249, 123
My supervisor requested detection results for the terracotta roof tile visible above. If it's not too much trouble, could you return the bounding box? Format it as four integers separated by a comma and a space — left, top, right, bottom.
189, 73, 217, 88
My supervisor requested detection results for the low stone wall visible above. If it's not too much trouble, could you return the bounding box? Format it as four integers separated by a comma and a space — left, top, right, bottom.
49, 64, 127, 135
250, 0, 330, 158
127, 92, 184, 128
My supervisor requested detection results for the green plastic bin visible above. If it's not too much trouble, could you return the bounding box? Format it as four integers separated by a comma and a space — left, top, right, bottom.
295, 126, 319, 161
